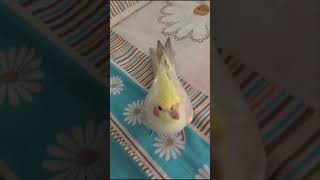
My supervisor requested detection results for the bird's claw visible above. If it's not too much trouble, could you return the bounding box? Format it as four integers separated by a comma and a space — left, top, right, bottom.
149, 130, 154, 137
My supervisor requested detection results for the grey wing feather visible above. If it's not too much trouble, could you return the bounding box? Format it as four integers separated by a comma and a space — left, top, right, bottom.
164, 37, 176, 69
157, 40, 164, 61
149, 48, 159, 75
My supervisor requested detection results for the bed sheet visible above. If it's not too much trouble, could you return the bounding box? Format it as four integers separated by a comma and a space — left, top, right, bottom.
0, 1, 107, 179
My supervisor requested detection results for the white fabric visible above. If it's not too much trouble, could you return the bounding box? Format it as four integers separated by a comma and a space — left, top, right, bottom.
112, 1, 267, 178
215, 0, 320, 110
214, 48, 266, 180
110, 1, 150, 28
112, 1, 210, 95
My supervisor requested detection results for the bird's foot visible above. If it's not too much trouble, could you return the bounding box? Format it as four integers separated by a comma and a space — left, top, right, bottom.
179, 129, 186, 142
149, 130, 154, 137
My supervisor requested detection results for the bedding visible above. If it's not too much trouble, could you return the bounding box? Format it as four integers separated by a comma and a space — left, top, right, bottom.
109, 0, 213, 178
112, 1, 211, 96
214, 49, 266, 180
110, 31, 211, 179
109, 1, 213, 179
218, 49, 320, 179
0, 1, 107, 179
215, 0, 320, 110
215, 0, 320, 179
110, 0, 150, 28
115, 0, 320, 179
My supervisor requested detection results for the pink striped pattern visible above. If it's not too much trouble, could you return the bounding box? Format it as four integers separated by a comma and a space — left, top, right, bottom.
218, 48, 320, 180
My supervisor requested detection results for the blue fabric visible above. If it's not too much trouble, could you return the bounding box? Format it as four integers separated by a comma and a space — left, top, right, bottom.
110, 62, 210, 179
0, 2, 107, 179
110, 137, 148, 179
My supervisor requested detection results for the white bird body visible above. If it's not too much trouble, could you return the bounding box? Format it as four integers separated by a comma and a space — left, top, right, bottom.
142, 38, 193, 135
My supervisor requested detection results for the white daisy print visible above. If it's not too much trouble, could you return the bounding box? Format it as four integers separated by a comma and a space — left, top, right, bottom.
158, 1, 210, 43
42, 121, 107, 180
110, 76, 124, 95
0, 160, 19, 180
153, 133, 185, 161
123, 100, 144, 126
0, 45, 44, 107
195, 164, 210, 179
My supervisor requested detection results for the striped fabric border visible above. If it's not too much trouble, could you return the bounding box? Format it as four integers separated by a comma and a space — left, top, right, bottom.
110, 0, 150, 28
110, 114, 169, 179
218, 48, 320, 180
14, 0, 108, 82
110, 31, 211, 141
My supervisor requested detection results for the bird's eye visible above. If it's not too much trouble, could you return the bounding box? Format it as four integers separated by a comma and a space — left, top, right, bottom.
158, 106, 162, 111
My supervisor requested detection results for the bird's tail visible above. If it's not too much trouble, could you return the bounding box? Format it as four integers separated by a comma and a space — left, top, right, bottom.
149, 37, 176, 75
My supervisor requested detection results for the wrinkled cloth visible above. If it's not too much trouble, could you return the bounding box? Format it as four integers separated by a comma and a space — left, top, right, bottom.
214, 48, 266, 180
215, 1, 320, 179
109, 30, 211, 179
110, 1, 150, 28
0, 1, 107, 179
110, 61, 210, 179
112, 1, 210, 95
110, 1, 211, 178
215, 0, 320, 110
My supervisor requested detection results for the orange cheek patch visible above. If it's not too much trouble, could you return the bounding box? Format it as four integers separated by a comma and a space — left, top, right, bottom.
153, 106, 160, 117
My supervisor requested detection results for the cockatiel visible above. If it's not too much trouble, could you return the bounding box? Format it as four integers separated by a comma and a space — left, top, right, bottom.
142, 38, 193, 136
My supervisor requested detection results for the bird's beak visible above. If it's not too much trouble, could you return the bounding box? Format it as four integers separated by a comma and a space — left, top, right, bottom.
169, 103, 180, 120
